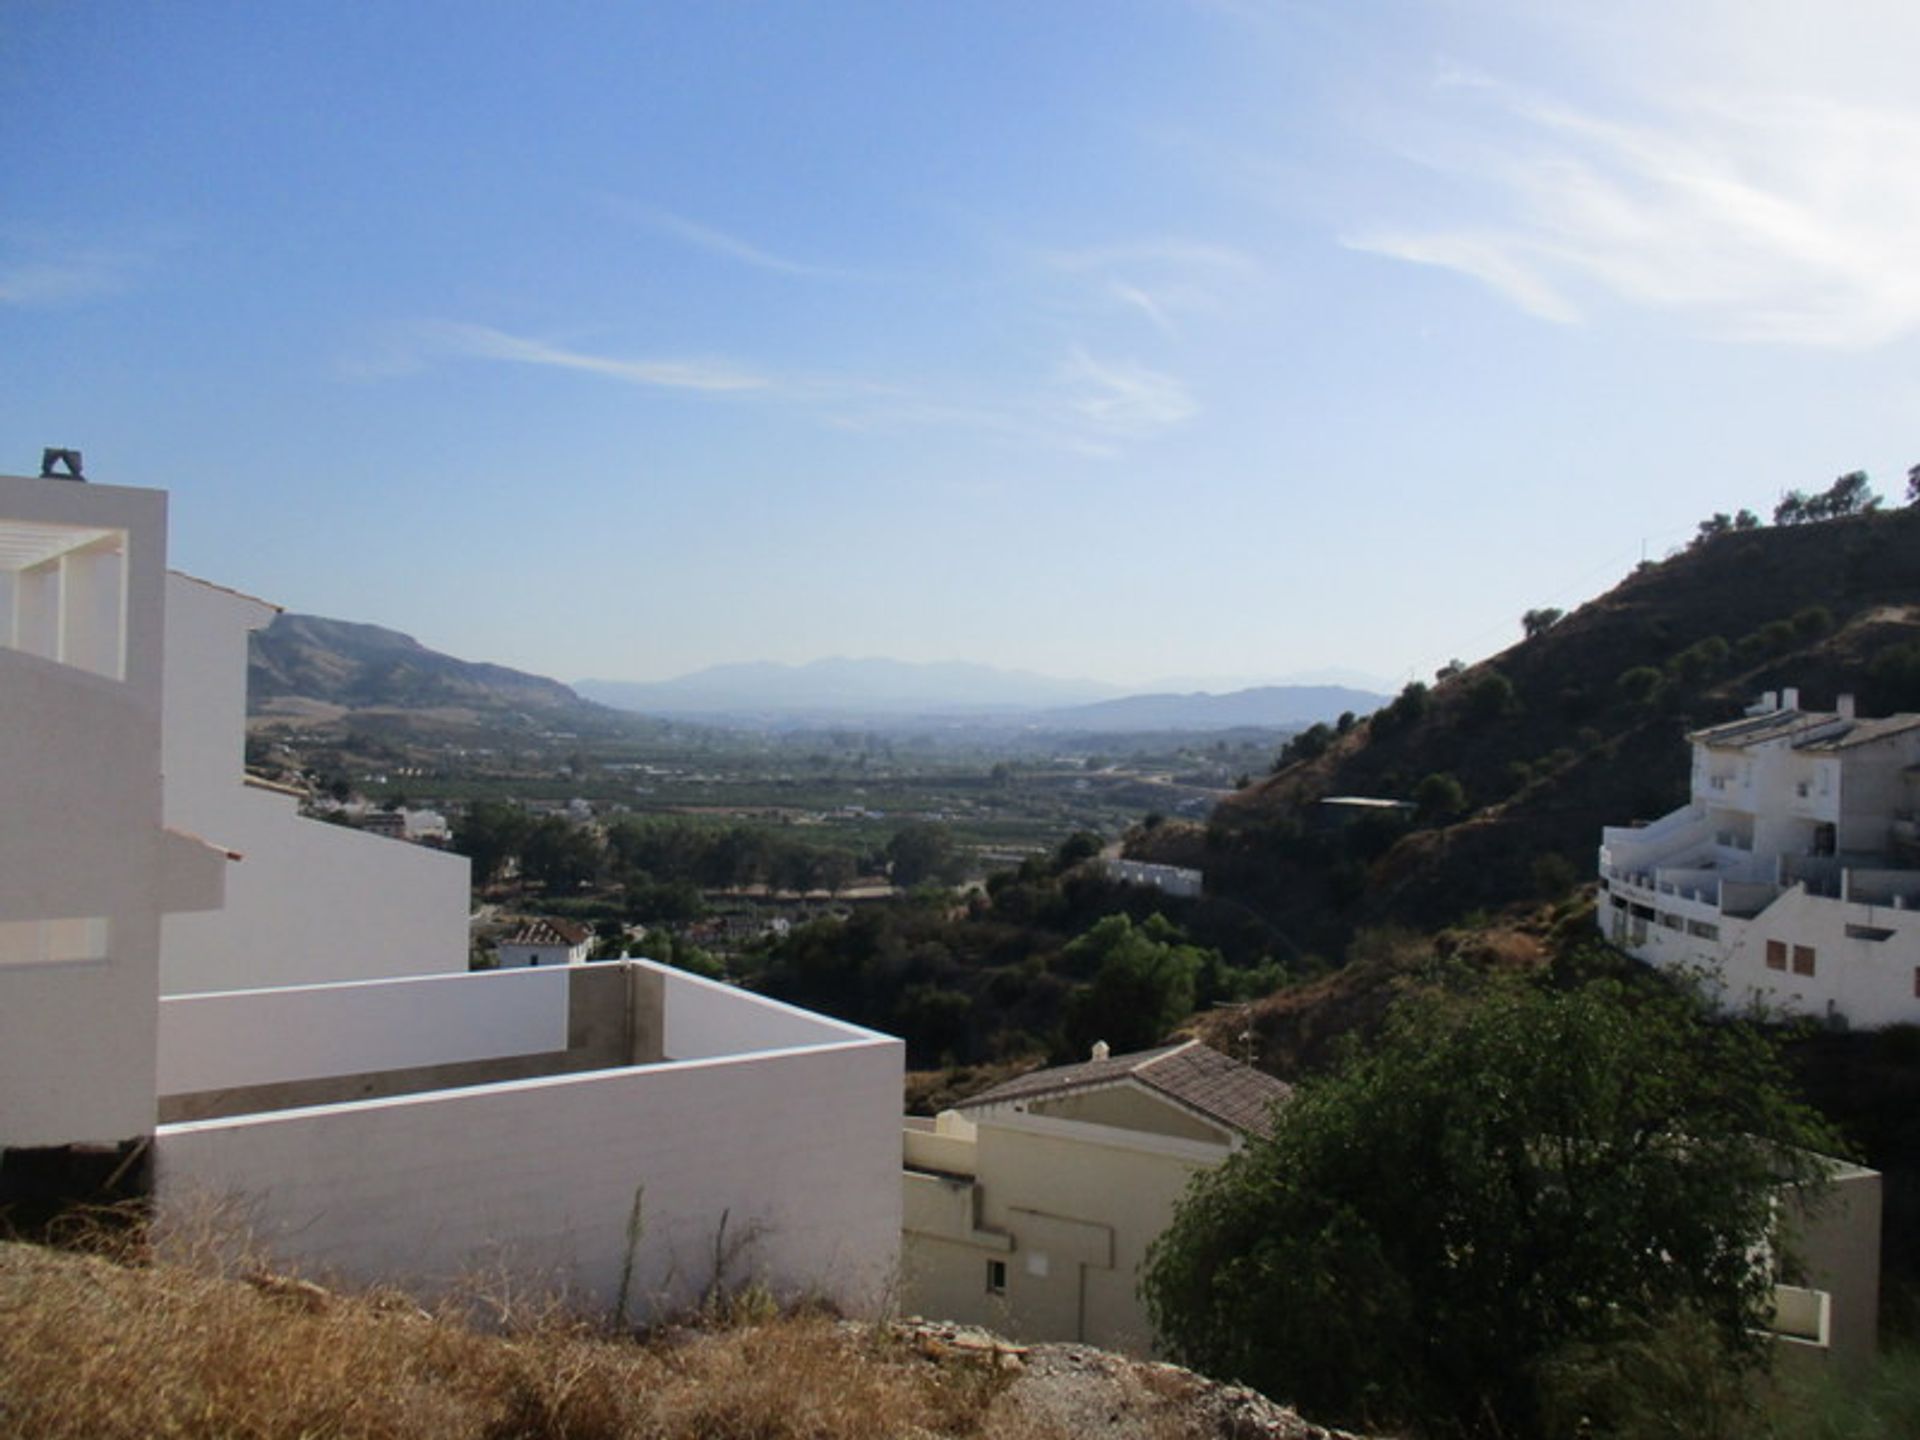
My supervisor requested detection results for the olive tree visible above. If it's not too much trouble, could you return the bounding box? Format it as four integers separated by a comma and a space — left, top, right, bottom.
1141, 975, 1840, 1438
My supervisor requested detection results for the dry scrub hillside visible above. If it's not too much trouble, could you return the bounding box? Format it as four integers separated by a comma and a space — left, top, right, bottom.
0, 1240, 1373, 1440
1181, 506, 1920, 957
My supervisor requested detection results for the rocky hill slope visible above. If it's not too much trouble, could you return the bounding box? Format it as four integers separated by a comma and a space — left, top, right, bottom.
250, 613, 588, 716
1162, 505, 1920, 958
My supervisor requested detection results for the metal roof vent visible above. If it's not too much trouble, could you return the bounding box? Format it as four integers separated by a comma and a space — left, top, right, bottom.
39, 448, 84, 481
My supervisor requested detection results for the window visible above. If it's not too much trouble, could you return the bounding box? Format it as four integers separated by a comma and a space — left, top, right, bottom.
985, 1260, 1006, 1295
1687, 920, 1720, 940
1766, 940, 1787, 971
1792, 945, 1816, 977
1846, 924, 1895, 943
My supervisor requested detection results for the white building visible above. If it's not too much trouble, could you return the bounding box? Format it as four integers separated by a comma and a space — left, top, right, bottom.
497, 916, 592, 968
1100, 858, 1204, 899
0, 467, 903, 1317
1599, 688, 1920, 1028
0, 474, 229, 1159
159, 572, 469, 993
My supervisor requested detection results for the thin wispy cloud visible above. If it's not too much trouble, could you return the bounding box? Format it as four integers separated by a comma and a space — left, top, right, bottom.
1056, 348, 1197, 436
1034, 237, 1259, 338
363, 321, 1156, 459
1348, 66, 1920, 348
0, 240, 146, 307
620, 204, 840, 278
1107, 280, 1180, 337
425, 322, 770, 392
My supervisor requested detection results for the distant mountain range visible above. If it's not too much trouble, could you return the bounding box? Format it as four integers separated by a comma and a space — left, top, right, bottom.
578, 658, 1385, 731
576, 658, 1118, 717
247, 622, 1387, 735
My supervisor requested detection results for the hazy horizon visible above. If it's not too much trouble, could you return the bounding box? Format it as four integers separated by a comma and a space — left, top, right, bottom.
7, 2, 1917, 691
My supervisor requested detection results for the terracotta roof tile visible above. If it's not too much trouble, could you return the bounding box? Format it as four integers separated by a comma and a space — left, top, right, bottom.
960, 1039, 1293, 1139
505, 917, 591, 948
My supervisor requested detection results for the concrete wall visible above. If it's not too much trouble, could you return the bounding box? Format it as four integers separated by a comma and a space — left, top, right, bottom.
155, 991, 903, 1319
159, 967, 573, 1095
902, 1110, 1223, 1355
160, 573, 470, 993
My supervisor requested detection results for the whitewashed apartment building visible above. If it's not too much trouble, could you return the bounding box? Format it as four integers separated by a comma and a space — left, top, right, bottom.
1599, 687, 1920, 1028
0, 466, 901, 1316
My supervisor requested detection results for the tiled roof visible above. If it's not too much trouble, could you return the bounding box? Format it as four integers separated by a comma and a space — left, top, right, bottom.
959, 1039, 1293, 1139
1690, 710, 1830, 748
504, 917, 591, 948
1798, 714, 1920, 751
1691, 709, 1920, 753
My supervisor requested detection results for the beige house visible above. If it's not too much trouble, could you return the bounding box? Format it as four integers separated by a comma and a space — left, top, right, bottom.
901, 1040, 1292, 1356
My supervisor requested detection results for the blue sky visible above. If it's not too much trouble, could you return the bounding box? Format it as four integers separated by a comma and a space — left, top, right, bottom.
5, 1, 1918, 690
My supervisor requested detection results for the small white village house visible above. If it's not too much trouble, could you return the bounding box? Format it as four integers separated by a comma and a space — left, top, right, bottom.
1599, 688, 1920, 1028
497, 916, 593, 968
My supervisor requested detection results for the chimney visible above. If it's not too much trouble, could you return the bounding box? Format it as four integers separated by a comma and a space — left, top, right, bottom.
1838, 693, 1857, 720
1783, 686, 1801, 711
1752, 690, 1779, 715
1091, 1041, 1110, 1061
39, 447, 84, 481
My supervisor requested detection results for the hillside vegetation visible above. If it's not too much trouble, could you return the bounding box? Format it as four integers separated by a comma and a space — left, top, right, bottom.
0, 1239, 1365, 1440
1183, 503, 1920, 958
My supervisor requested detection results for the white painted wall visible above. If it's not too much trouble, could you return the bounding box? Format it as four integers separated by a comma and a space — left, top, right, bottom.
159, 967, 570, 1095
156, 1015, 903, 1318
660, 963, 882, 1058
498, 939, 587, 969
160, 573, 470, 993
0, 476, 183, 1150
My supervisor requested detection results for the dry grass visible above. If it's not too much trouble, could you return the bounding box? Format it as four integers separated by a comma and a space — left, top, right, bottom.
0, 1238, 1067, 1440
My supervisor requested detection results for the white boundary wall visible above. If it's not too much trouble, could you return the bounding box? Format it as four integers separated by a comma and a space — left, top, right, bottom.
660, 964, 869, 1059
159, 967, 570, 1095
154, 966, 903, 1319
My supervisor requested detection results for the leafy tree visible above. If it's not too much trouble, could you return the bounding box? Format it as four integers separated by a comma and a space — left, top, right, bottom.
1371, 681, 1430, 738
887, 821, 957, 888
520, 815, 602, 891
1521, 607, 1563, 638
1413, 771, 1466, 823
1142, 976, 1842, 1439
1062, 913, 1205, 1056
1822, 469, 1879, 517
452, 800, 533, 885
1465, 670, 1517, 723
1693, 513, 1735, 545
1617, 665, 1665, 706
1054, 830, 1104, 870
1275, 722, 1334, 769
